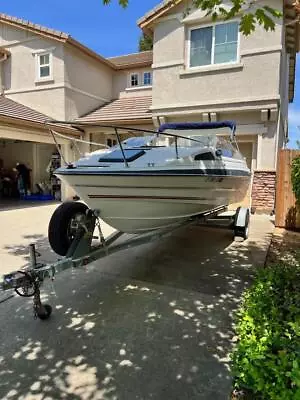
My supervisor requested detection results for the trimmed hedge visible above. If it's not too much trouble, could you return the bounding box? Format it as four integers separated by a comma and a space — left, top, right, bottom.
231, 263, 300, 400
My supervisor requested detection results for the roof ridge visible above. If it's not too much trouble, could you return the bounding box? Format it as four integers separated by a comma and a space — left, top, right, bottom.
138, 0, 177, 26
108, 50, 153, 59
0, 12, 70, 39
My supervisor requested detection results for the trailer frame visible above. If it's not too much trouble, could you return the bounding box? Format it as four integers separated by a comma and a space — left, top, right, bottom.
0, 205, 249, 320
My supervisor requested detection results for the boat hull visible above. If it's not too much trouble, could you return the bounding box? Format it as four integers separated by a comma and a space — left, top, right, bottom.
57, 172, 250, 233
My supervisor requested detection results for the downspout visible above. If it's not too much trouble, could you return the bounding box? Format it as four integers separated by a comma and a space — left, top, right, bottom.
274, 102, 281, 170
273, 102, 282, 217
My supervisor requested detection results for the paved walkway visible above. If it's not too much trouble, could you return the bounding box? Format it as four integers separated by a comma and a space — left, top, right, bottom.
0, 204, 274, 400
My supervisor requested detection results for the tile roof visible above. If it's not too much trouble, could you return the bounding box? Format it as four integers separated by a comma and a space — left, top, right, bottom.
138, 0, 181, 28
108, 51, 153, 69
138, 0, 300, 29
0, 95, 50, 124
0, 95, 77, 132
0, 13, 153, 70
0, 13, 69, 40
78, 96, 152, 123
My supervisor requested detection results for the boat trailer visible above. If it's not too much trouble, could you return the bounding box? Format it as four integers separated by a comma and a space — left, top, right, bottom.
0, 205, 250, 321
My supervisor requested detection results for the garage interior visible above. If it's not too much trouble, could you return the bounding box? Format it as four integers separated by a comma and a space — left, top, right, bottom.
0, 138, 60, 205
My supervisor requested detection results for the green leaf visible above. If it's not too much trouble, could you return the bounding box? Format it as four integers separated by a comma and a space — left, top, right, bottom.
240, 14, 256, 36
103, 0, 282, 37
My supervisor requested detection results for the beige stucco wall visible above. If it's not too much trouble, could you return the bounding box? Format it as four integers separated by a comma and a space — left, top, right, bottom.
8, 87, 66, 120
64, 88, 105, 121
0, 23, 67, 118
63, 45, 113, 119
0, 23, 115, 120
113, 68, 152, 99
150, 0, 286, 172
152, 54, 281, 109
152, 0, 283, 111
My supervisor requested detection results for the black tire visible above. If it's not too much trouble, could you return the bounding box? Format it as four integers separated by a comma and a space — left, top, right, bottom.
37, 304, 52, 320
48, 202, 88, 256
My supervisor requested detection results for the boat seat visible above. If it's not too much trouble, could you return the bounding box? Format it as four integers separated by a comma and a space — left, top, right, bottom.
98, 149, 146, 163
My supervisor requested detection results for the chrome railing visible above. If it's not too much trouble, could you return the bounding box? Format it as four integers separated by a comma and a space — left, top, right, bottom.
45, 120, 237, 169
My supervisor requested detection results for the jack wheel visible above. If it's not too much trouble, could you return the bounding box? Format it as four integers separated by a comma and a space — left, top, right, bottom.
36, 304, 52, 320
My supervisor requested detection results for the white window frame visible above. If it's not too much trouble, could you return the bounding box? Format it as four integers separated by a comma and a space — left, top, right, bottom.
187, 20, 240, 70
129, 72, 140, 87
127, 71, 153, 89
143, 71, 152, 86
34, 48, 54, 82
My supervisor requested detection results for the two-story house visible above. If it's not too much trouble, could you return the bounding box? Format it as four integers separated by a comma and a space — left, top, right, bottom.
0, 0, 298, 212
0, 14, 154, 199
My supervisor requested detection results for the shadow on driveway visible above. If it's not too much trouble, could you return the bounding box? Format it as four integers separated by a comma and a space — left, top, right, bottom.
0, 221, 273, 400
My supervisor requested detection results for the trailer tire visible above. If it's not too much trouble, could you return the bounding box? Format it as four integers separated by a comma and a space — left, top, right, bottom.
48, 202, 89, 256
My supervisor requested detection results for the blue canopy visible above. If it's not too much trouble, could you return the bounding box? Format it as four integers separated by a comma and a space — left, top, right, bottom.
158, 121, 236, 133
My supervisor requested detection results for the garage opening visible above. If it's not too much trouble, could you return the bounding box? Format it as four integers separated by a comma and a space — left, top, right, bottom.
0, 139, 60, 207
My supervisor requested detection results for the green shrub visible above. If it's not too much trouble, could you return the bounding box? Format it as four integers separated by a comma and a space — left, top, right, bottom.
231, 264, 300, 400
291, 156, 300, 204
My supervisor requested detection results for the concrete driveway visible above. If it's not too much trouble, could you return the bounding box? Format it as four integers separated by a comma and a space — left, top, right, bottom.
0, 203, 274, 400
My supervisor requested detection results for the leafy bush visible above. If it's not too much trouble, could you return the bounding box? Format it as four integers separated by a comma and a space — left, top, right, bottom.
231, 264, 300, 400
291, 156, 300, 203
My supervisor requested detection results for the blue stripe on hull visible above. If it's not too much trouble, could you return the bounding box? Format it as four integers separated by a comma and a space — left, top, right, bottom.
57, 168, 250, 177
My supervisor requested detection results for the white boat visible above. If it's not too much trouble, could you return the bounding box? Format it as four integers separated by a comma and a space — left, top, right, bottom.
55, 121, 251, 233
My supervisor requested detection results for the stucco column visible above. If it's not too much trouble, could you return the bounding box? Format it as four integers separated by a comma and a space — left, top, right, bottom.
31, 143, 39, 191
80, 131, 91, 156
256, 133, 263, 170
60, 143, 76, 201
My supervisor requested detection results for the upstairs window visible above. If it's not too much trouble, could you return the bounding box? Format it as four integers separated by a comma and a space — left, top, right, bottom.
35, 50, 53, 81
130, 73, 139, 87
129, 71, 152, 88
143, 71, 152, 86
189, 21, 239, 68
39, 53, 50, 78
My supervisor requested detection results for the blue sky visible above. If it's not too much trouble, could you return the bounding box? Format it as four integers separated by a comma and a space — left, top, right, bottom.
0, 0, 299, 147
288, 55, 300, 149
0, 0, 159, 56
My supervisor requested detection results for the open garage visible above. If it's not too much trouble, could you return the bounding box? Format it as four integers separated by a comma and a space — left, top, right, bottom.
0, 96, 78, 207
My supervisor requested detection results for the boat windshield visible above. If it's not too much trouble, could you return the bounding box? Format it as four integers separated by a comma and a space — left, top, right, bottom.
159, 129, 243, 160
159, 129, 216, 148
216, 137, 243, 160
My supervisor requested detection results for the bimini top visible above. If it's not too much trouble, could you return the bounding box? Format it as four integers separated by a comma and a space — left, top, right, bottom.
158, 121, 236, 133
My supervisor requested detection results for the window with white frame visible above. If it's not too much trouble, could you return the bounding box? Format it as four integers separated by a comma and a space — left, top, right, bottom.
189, 21, 239, 68
36, 52, 52, 80
130, 73, 139, 87
143, 71, 152, 86
129, 71, 152, 88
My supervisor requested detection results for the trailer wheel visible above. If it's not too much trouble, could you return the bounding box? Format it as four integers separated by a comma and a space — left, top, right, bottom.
48, 202, 89, 256
234, 207, 250, 240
